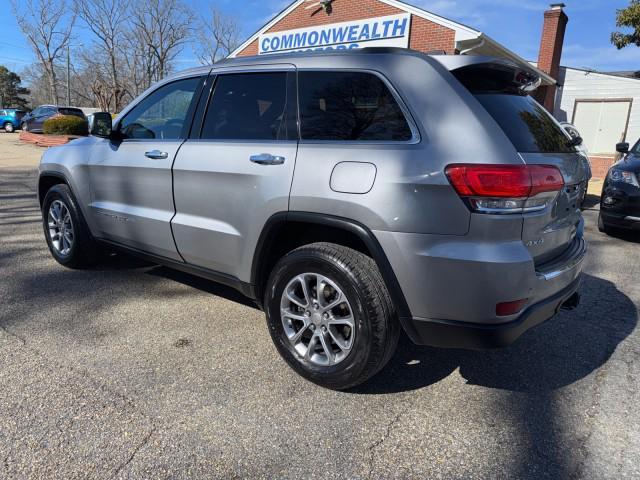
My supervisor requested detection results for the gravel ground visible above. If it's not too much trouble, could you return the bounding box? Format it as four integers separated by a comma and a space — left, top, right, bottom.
1, 134, 639, 479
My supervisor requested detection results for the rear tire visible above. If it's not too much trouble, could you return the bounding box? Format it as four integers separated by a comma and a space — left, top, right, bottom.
4, 122, 14, 133
264, 242, 400, 390
42, 184, 103, 268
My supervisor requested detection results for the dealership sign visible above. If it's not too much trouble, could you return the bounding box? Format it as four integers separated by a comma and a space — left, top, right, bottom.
259, 13, 411, 55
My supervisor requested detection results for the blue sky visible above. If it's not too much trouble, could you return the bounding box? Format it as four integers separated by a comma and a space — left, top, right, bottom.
0, 0, 637, 78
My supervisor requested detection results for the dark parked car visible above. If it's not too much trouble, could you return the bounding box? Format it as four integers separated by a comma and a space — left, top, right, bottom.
599, 141, 640, 234
0, 108, 26, 133
21, 105, 86, 133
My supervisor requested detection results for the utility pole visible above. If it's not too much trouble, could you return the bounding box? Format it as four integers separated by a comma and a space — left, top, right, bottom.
66, 44, 71, 106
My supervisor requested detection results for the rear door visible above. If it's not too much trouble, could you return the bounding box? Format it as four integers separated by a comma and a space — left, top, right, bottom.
171, 66, 298, 280
87, 75, 204, 259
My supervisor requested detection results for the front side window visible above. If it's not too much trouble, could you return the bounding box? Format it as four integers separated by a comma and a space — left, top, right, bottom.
201, 72, 292, 141
118, 77, 201, 140
298, 71, 413, 142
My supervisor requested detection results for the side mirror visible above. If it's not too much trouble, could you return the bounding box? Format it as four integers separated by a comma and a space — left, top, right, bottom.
88, 112, 113, 138
616, 142, 630, 154
570, 136, 584, 147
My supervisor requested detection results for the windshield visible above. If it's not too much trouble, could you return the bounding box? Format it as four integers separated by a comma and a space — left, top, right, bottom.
632, 140, 640, 154
475, 94, 576, 154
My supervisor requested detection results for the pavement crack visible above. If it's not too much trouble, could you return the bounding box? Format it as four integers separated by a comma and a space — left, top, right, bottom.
367, 408, 406, 478
111, 426, 156, 479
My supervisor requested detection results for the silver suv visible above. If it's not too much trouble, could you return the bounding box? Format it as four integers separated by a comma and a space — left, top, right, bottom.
38, 49, 587, 390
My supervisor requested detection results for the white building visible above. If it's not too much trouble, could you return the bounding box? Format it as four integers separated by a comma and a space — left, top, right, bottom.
554, 67, 640, 178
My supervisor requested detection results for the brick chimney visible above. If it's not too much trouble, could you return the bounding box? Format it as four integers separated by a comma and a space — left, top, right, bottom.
536, 3, 568, 112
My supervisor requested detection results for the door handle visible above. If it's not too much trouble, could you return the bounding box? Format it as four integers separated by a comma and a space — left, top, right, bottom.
145, 150, 169, 160
250, 153, 285, 165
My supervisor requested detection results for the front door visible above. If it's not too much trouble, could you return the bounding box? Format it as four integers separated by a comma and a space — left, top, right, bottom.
172, 67, 298, 281
87, 75, 204, 260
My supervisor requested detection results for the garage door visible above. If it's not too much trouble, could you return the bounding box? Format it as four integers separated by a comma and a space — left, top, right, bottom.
572, 100, 632, 154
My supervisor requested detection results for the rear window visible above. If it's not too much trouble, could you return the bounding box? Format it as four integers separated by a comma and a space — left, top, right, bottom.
58, 108, 85, 117
475, 94, 575, 154
452, 64, 575, 154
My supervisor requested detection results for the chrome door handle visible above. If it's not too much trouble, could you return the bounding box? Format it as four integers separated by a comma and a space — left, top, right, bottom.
145, 150, 169, 160
250, 153, 285, 165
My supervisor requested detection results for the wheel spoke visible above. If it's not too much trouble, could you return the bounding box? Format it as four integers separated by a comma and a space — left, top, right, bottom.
290, 324, 310, 343
305, 334, 318, 360
298, 275, 312, 307
328, 316, 355, 329
323, 293, 344, 312
315, 274, 325, 305
286, 291, 307, 309
318, 331, 334, 365
282, 310, 306, 323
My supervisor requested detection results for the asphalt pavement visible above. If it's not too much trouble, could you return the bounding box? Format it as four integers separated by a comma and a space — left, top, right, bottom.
1, 139, 639, 479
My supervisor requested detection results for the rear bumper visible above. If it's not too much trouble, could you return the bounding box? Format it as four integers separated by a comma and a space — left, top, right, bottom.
374, 227, 587, 350
400, 276, 581, 349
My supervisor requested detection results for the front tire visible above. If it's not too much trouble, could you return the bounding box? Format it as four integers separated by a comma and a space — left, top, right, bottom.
264, 243, 400, 390
4, 122, 14, 133
42, 184, 102, 268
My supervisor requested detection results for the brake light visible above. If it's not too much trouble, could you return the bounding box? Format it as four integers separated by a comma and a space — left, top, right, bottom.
445, 164, 564, 214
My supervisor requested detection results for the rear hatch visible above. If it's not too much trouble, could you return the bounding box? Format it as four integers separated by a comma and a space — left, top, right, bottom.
443, 58, 589, 264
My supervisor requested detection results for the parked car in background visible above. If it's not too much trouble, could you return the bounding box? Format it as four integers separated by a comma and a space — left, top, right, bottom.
599, 141, 640, 234
561, 122, 592, 207
0, 108, 26, 133
37, 50, 588, 389
21, 106, 86, 133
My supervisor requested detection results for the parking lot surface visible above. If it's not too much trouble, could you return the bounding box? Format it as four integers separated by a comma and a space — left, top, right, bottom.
1, 134, 639, 479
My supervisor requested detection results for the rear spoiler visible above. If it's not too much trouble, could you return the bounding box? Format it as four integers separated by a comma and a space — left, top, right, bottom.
433, 56, 542, 94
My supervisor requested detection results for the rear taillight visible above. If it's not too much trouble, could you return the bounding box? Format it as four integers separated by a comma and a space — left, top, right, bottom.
445, 164, 564, 214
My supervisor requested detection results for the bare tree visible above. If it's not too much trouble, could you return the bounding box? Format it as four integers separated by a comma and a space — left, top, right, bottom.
196, 8, 241, 65
76, 0, 129, 111
131, 0, 194, 81
11, 0, 75, 104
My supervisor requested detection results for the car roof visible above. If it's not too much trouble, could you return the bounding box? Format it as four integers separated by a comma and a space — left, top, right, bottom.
169, 48, 540, 84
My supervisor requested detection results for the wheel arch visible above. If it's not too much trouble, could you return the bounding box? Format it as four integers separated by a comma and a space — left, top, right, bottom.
38, 172, 70, 208
251, 212, 412, 320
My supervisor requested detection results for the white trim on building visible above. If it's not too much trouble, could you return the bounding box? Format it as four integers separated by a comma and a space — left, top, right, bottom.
555, 66, 640, 154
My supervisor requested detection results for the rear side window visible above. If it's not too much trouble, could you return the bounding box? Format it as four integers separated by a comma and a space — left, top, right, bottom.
298, 71, 413, 142
201, 72, 293, 141
475, 94, 575, 154
58, 108, 85, 117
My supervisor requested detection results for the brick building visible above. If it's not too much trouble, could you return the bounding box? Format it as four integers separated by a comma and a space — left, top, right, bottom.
231, 0, 639, 178
231, 0, 555, 92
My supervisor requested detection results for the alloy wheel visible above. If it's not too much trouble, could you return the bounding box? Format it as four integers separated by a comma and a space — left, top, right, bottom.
48, 200, 74, 256
280, 273, 356, 367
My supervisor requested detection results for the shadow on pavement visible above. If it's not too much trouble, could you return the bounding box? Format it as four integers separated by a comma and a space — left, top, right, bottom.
356, 273, 636, 394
